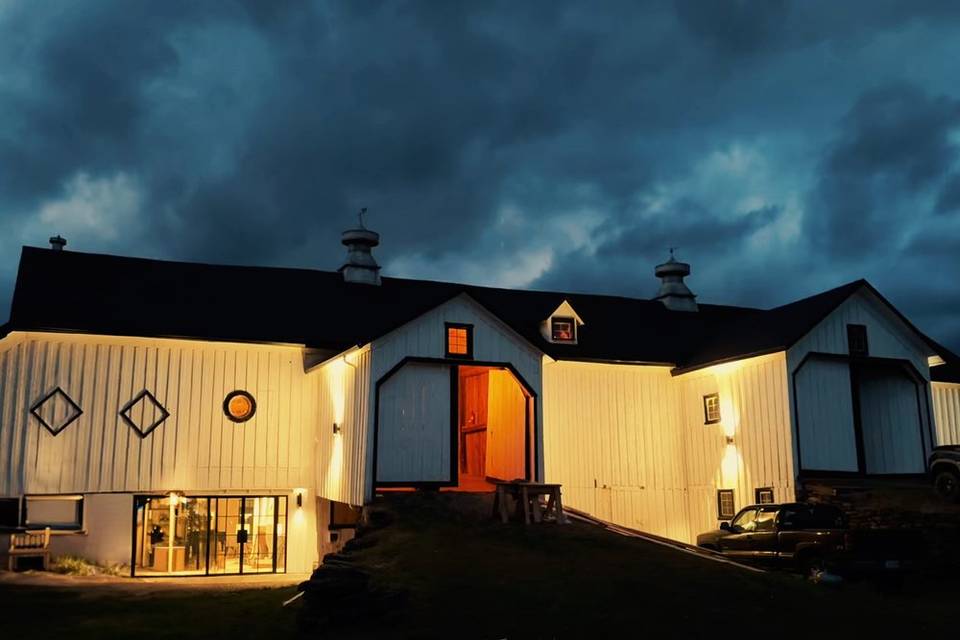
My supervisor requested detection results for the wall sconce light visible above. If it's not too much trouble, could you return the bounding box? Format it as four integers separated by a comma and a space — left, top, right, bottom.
333, 422, 341, 435
296, 490, 304, 508
725, 435, 735, 445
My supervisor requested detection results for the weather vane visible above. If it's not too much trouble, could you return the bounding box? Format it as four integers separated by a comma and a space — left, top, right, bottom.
668, 246, 677, 259
358, 207, 368, 229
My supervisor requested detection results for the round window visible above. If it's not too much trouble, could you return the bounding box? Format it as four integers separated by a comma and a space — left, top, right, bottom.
223, 390, 256, 423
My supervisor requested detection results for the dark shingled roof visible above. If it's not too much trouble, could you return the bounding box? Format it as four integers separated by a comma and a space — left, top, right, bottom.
3, 246, 945, 372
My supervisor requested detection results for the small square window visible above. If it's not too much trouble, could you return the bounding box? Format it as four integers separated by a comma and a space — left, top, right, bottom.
847, 324, 868, 357
551, 317, 576, 343
755, 487, 775, 505
717, 489, 735, 520
703, 393, 721, 424
445, 323, 473, 359
23, 495, 83, 530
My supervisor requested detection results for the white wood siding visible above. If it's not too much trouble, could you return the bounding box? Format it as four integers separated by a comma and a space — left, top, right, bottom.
933, 382, 960, 445
860, 368, 925, 473
786, 288, 936, 474
677, 353, 795, 541
312, 348, 371, 506
368, 294, 543, 498
787, 289, 932, 377
376, 363, 452, 483
0, 332, 317, 496
542, 361, 691, 542
792, 359, 858, 471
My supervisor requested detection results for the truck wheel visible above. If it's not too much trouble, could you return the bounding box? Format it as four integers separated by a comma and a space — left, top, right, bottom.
933, 468, 960, 502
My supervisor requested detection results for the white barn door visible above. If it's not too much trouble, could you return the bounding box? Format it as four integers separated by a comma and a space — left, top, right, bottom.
376, 363, 452, 484
859, 368, 925, 474
794, 359, 859, 472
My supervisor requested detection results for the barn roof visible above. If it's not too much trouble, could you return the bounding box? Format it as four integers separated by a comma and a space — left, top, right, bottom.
3, 246, 947, 372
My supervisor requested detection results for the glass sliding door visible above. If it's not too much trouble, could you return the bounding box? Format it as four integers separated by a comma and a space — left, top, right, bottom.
209, 497, 243, 575
133, 495, 209, 576
132, 495, 287, 577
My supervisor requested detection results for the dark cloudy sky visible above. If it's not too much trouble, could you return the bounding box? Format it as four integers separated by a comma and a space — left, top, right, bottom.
2, 1, 959, 350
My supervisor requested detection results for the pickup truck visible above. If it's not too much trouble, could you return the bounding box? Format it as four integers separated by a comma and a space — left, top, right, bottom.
930, 445, 960, 501
696, 503, 919, 580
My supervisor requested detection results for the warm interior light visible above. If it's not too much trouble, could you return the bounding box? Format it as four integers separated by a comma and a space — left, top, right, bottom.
227, 394, 253, 420
447, 327, 469, 355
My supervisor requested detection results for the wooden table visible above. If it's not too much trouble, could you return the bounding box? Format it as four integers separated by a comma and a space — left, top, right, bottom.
493, 482, 565, 524
152, 545, 186, 572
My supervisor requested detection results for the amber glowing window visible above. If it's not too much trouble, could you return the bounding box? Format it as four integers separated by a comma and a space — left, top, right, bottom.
703, 393, 721, 425
445, 323, 473, 359
551, 317, 576, 343
223, 390, 257, 423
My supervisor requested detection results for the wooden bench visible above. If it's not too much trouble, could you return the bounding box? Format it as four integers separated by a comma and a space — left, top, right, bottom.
8, 528, 51, 571
493, 482, 566, 525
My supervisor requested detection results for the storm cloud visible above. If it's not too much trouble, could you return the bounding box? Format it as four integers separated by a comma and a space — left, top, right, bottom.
1, 1, 959, 350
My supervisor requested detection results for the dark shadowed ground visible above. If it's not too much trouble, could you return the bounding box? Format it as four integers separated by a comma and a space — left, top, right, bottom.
1, 493, 958, 639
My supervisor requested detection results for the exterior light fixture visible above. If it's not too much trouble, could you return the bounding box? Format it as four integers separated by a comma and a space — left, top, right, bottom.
725, 436, 734, 445
333, 422, 341, 435
295, 488, 305, 508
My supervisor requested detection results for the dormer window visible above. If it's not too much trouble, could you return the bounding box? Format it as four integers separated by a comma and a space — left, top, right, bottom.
551, 317, 576, 343
541, 300, 584, 345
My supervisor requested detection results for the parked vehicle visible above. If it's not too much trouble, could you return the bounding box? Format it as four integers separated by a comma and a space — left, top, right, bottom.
696, 503, 919, 581
930, 445, 960, 502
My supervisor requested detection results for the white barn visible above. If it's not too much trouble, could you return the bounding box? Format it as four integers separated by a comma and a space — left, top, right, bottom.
1, 226, 958, 575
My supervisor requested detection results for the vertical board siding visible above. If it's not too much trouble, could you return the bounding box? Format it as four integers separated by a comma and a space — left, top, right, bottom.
312, 347, 371, 507
786, 289, 937, 473
859, 369, 925, 473
677, 353, 794, 542
0, 332, 317, 496
368, 294, 544, 499
793, 359, 858, 471
542, 361, 692, 543
376, 363, 452, 483
788, 290, 931, 377
933, 382, 960, 445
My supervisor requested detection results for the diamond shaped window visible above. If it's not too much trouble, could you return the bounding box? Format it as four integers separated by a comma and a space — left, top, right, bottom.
120, 390, 170, 438
30, 387, 83, 436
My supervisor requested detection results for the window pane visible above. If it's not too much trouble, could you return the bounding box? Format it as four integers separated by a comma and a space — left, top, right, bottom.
754, 509, 777, 532
551, 319, 574, 341
24, 496, 82, 529
447, 327, 468, 355
731, 507, 756, 530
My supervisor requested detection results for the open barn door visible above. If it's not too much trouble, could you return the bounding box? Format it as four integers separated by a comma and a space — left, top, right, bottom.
375, 363, 454, 486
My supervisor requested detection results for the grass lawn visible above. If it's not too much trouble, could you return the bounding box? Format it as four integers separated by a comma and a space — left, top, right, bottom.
0, 583, 299, 639
2, 493, 958, 639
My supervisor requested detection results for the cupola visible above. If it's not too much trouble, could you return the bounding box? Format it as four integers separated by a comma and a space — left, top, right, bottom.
654, 250, 698, 312
339, 208, 382, 286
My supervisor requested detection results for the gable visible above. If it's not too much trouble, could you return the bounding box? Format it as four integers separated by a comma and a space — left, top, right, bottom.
369, 293, 543, 393
787, 288, 933, 377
